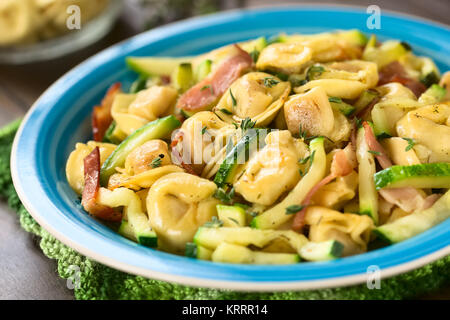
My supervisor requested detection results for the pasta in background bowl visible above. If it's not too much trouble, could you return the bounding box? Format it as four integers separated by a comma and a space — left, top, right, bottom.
0, 0, 121, 64
11, 7, 450, 291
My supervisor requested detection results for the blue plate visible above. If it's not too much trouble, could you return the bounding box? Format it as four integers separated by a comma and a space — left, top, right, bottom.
11, 6, 450, 291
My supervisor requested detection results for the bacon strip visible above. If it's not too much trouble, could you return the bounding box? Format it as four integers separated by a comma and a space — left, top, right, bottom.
379, 188, 441, 213
292, 149, 355, 231
176, 45, 253, 112
82, 147, 122, 221
363, 121, 393, 169
378, 61, 426, 98
92, 83, 121, 141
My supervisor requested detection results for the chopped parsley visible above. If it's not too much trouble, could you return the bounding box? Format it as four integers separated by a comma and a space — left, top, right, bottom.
240, 117, 256, 131
306, 65, 325, 81
355, 117, 363, 129
204, 216, 224, 228
402, 137, 415, 151
149, 154, 164, 168
229, 89, 237, 107
368, 150, 381, 156
285, 204, 306, 215
220, 108, 233, 115
298, 124, 320, 142
298, 150, 316, 176
201, 126, 207, 135
263, 77, 280, 88
214, 187, 235, 204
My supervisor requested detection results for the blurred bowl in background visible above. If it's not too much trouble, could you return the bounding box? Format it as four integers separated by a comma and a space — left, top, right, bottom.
0, 0, 122, 64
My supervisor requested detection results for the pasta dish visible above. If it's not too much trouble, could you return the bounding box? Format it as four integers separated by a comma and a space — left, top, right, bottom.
66, 30, 450, 264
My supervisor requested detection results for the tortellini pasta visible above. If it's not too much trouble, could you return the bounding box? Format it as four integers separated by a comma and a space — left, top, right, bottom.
294, 60, 378, 99
108, 140, 181, 190
112, 86, 178, 135
284, 86, 351, 142
147, 173, 219, 253
66, 141, 116, 195
214, 72, 291, 126
255, 43, 312, 73
234, 130, 307, 206
282, 31, 363, 62
396, 104, 450, 162
305, 206, 374, 256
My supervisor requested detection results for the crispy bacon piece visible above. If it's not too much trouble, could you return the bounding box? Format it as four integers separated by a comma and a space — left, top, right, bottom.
292, 149, 355, 231
378, 61, 426, 98
363, 121, 393, 169
176, 45, 253, 112
81, 147, 122, 221
92, 83, 121, 142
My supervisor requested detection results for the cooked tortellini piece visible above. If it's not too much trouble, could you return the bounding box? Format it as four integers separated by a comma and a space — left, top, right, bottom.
214, 72, 291, 127
108, 140, 181, 190
66, 141, 116, 195
294, 60, 378, 99
124, 139, 172, 175
284, 86, 351, 142
177, 111, 236, 174
396, 104, 450, 162
112, 86, 178, 135
256, 43, 312, 73
377, 82, 417, 101
305, 206, 374, 256
282, 31, 363, 62
147, 173, 220, 253
234, 130, 306, 206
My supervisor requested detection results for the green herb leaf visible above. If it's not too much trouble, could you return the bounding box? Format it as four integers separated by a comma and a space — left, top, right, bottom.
368, 150, 381, 156
228, 217, 240, 225
149, 154, 164, 168
263, 77, 280, 88
402, 137, 415, 151
220, 108, 233, 115
285, 204, 306, 214
299, 124, 307, 139
229, 89, 237, 107
201, 84, 214, 94
201, 126, 207, 135
240, 117, 256, 131
204, 216, 224, 228
213, 187, 235, 204
306, 65, 325, 81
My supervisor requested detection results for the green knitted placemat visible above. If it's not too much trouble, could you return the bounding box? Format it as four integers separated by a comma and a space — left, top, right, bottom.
1, 119, 449, 300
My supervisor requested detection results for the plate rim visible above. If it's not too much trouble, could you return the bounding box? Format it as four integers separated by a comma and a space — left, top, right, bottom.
11, 5, 450, 292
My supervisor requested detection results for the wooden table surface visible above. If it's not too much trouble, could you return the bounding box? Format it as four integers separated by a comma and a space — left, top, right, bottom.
0, 0, 449, 300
